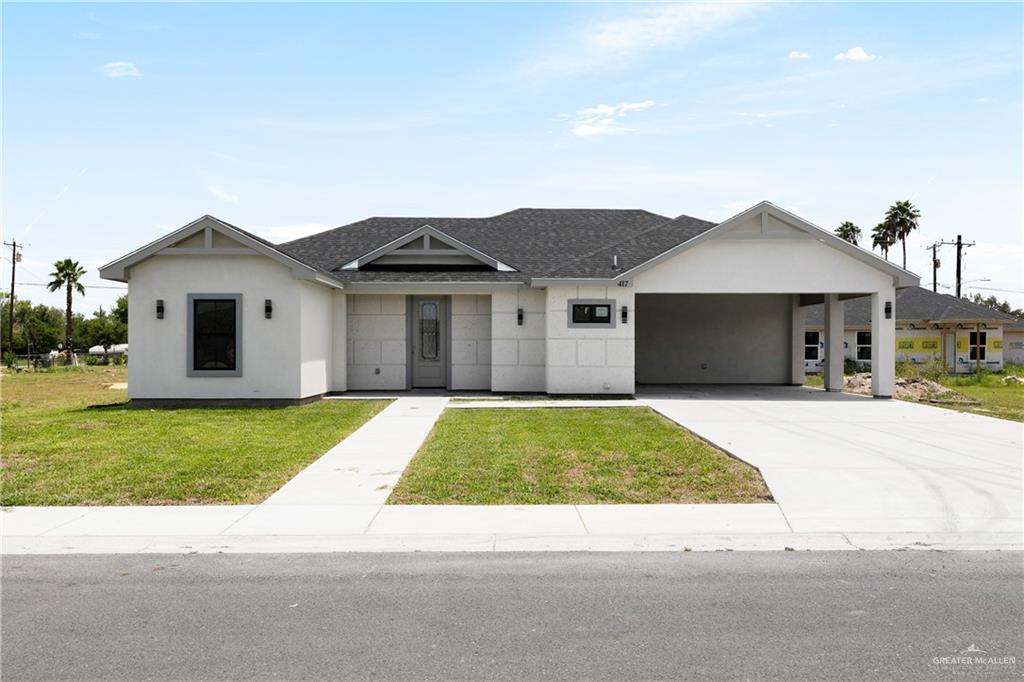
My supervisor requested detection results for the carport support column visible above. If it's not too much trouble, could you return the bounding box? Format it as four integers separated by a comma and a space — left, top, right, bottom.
790, 295, 805, 385
870, 287, 896, 398
824, 294, 844, 392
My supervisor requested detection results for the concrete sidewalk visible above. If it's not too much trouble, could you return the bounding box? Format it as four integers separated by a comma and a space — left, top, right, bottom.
4, 389, 1020, 554
3, 502, 1019, 554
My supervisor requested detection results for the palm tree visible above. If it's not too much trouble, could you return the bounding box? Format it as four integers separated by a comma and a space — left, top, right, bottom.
871, 222, 895, 261
834, 221, 861, 245
884, 199, 921, 269
47, 259, 87, 361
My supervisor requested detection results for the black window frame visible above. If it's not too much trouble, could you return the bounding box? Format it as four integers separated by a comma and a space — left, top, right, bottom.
804, 331, 820, 361
969, 331, 987, 361
567, 299, 616, 328
187, 294, 243, 377
856, 331, 872, 360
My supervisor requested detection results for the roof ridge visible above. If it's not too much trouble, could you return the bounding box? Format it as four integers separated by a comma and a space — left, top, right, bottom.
545, 212, 715, 277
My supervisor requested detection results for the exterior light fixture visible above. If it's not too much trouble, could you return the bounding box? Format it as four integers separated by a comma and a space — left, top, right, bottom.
156, 299, 164, 319
884, 301, 892, 319
621, 305, 628, 323
517, 308, 524, 326
265, 299, 273, 319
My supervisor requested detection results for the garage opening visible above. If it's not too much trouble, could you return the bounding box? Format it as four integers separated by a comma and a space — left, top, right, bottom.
635, 294, 795, 384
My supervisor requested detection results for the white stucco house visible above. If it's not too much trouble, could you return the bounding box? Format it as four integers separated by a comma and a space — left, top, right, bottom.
803, 287, 1018, 373
99, 202, 918, 404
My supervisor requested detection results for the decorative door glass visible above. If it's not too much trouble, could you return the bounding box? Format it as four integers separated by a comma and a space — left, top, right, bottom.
420, 301, 438, 360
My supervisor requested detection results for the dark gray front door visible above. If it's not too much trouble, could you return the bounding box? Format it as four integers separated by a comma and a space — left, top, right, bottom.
411, 296, 447, 388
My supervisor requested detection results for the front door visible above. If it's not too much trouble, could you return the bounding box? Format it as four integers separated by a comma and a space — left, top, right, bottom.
411, 296, 447, 388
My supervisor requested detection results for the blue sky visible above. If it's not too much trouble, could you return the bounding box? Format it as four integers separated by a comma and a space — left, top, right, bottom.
3, 2, 1022, 313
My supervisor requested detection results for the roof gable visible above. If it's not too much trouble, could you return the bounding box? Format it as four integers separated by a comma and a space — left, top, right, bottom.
98, 215, 339, 287
340, 224, 516, 272
616, 202, 919, 287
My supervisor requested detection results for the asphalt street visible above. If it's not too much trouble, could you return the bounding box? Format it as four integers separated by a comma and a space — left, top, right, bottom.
3, 551, 1021, 680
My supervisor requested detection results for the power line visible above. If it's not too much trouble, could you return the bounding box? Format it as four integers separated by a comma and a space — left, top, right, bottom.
963, 286, 1024, 295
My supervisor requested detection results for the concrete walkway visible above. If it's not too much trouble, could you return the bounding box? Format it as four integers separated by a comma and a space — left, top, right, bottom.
263, 396, 448, 506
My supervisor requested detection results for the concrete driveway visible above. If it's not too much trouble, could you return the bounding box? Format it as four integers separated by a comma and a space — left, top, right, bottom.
641, 386, 1023, 534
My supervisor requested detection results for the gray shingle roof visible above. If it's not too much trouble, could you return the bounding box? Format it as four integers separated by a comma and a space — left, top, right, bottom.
278, 208, 690, 284
805, 287, 1018, 326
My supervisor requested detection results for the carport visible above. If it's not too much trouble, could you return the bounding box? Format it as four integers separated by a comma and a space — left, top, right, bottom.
624, 203, 919, 398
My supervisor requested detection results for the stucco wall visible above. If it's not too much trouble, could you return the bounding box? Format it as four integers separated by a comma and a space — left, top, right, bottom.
451, 295, 491, 390
634, 232, 895, 295
126, 255, 308, 400
636, 294, 791, 384
298, 281, 333, 397
330, 291, 347, 392
491, 288, 546, 392
1005, 330, 1024, 365
346, 294, 407, 390
545, 285, 634, 394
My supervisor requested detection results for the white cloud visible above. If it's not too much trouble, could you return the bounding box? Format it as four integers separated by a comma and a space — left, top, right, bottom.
102, 61, 141, 78
207, 184, 239, 204
253, 223, 330, 243
570, 100, 655, 137
788, 51, 809, 60
527, 4, 761, 78
834, 47, 877, 62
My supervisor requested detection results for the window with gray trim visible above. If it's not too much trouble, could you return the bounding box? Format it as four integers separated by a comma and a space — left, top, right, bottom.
188, 294, 242, 376
567, 299, 616, 328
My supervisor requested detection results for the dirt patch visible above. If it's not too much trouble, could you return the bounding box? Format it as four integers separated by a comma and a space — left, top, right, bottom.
843, 373, 979, 405
1001, 375, 1024, 385
106, 383, 128, 390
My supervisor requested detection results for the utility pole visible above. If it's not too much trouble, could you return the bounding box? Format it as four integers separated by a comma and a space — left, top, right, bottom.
930, 237, 974, 297
954, 234, 975, 299
3, 240, 22, 352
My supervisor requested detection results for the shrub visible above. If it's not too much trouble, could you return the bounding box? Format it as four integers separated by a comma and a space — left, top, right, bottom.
843, 359, 861, 375
3, 351, 15, 368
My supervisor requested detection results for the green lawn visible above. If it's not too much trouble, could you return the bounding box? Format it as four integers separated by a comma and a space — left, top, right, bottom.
1, 367, 389, 505
388, 407, 772, 505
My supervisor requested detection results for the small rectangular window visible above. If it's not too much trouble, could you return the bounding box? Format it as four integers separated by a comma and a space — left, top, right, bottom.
188, 294, 242, 377
968, 331, 987, 361
804, 331, 820, 361
567, 300, 616, 328
856, 331, 871, 360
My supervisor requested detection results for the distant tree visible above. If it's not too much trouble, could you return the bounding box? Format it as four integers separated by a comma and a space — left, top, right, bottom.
835, 221, 862, 245
884, 200, 921, 269
969, 293, 1024, 318
871, 222, 895, 260
46, 259, 87, 360
0, 299, 65, 355
112, 295, 128, 325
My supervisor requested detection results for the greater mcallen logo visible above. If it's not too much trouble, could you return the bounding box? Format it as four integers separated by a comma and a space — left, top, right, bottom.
932, 643, 1017, 669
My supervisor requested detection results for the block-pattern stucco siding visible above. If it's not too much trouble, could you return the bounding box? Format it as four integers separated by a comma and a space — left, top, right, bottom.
636, 294, 791, 384
545, 285, 634, 394
491, 288, 546, 392
346, 294, 407, 390
127, 255, 306, 400
450, 295, 492, 390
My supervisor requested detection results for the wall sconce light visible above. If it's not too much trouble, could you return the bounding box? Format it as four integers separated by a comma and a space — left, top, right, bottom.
517, 308, 524, 326
156, 299, 164, 319
265, 299, 273, 319
621, 305, 629, 323
884, 301, 892, 319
